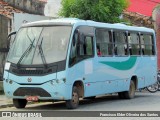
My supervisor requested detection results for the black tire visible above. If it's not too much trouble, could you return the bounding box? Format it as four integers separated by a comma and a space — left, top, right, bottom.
118, 92, 125, 99
146, 82, 158, 93
158, 84, 160, 91
13, 99, 27, 108
66, 86, 79, 109
124, 80, 135, 99
157, 73, 160, 91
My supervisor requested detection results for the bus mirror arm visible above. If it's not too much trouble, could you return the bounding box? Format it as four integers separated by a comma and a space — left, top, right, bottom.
8, 31, 17, 39
7, 31, 17, 51
0, 31, 17, 52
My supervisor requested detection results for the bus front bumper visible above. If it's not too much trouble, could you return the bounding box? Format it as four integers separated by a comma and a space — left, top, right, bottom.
3, 79, 72, 101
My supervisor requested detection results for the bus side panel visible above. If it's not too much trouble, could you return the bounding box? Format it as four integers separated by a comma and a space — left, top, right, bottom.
66, 55, 157, 98
67, 58, 106, 97
136, 56, 157, 88
95, 56, 137, 93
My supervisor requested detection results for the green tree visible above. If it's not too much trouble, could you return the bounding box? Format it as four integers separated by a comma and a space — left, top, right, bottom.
59, 0, 129, 23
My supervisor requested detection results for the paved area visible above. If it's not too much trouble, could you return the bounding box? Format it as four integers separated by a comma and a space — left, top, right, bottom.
0, 94, 13, 108
0, 90, 159, 110
0, 91, 160, 120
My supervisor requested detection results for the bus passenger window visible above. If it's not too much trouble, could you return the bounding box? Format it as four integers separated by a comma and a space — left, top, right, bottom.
140, 35, 145, 55
97, 45, 102, 56
128, 33, 140, 55
96, 29, 113, 56
141, 34, 155, 55
113, 31, 127, 56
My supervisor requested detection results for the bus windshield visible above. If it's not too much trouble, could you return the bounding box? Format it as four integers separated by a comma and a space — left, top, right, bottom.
7, 26, 72, 65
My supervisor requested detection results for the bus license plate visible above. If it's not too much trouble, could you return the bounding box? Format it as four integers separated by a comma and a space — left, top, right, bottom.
26, 96, 38, 101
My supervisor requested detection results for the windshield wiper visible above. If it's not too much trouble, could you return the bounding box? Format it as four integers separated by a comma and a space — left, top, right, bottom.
17, 38, 35, 67
38, 38, 47, 68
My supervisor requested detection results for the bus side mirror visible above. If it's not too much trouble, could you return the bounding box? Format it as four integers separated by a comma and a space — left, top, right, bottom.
8, 31, 17, 48
0, 32, 16, 52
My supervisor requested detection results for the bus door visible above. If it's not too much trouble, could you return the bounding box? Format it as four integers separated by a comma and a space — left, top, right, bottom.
68, 27, 100, 97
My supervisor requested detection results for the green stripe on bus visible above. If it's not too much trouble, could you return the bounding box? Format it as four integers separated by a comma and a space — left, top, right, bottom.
100, 57, 137, 70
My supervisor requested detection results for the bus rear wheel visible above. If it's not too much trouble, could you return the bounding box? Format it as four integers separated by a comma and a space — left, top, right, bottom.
66, 86, 79, 109
13, 99, 27, 108
124, 80, 135, 99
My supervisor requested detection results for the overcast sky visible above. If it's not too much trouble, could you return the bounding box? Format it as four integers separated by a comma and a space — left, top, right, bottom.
44, 0, 62, 17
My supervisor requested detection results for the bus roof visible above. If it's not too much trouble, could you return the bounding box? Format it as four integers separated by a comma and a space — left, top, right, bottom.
22, 18, 154, 33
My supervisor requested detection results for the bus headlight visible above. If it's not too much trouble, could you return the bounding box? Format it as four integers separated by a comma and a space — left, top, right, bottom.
56, 78, 66, 84
50, 78, 66, 85
56, 79, 61, 83
6, 79, 9, 83
50, 80, 55, 85
63, 78, 66, 83
9, 80, 13, 84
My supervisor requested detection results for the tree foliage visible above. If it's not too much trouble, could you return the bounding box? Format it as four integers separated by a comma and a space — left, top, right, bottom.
59, 0, 129, 23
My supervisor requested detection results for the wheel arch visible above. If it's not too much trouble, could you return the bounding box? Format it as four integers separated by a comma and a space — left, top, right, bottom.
131, 75, 138, 89
73, 80, 84, 98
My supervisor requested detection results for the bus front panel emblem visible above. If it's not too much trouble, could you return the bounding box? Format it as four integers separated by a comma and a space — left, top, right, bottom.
27, 78, 32, 82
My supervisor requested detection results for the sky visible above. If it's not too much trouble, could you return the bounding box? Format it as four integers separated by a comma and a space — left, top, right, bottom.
44, 0, 61, 17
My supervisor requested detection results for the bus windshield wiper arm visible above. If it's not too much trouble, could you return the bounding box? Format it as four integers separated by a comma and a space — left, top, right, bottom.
38, 38, 47, 68
17, 38, 35, 67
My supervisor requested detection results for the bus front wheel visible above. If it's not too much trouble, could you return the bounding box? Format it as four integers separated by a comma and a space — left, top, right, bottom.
66, 86, 79, 109
13, 99, 27, 108
118, 92, 125, 99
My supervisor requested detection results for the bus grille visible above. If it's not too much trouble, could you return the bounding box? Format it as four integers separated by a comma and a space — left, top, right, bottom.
13, 87, 51, 97
12, 69, 52, 75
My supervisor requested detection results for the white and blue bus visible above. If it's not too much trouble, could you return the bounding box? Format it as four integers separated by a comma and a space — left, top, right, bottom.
3, 18, 157, 109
